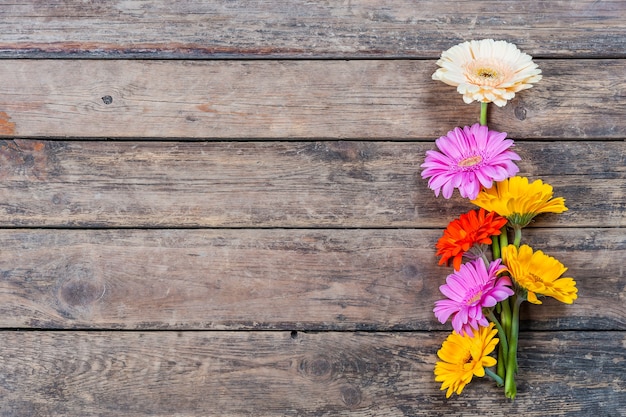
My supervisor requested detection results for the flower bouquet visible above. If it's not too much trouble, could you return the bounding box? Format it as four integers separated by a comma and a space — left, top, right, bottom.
422, 39, 578, 400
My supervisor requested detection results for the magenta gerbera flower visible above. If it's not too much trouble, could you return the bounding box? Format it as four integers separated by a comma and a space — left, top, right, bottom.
434, 258, 514, 336
421, 123, 520, 200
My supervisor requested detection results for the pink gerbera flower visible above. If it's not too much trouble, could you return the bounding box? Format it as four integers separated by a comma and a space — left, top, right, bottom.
434, 259, 514, 336
421, 124, 520, 200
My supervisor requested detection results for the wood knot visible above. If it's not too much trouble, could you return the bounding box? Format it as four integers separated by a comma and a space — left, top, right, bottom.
0, 139, 54, 180
340, 384, 362, 407
402, 264, 423, 291
51, 193, 68, 205
300, 355, 333, 381
56, 266, 105, 316
61, 279, 103, 308
514, 105, 527, 121
402, 264, 418, 278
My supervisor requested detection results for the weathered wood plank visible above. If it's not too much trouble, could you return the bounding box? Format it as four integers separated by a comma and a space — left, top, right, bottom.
1, 0, 624, 58
0, 330, 623, 416
0, 60, 624, 139
0, 228, 622, 330
0, 140, 622, 228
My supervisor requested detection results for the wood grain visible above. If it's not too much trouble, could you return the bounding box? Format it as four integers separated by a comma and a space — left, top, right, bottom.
0, 140, 622, 228
0, 330, 623, 416
0, 0, 624, 59
0, 228, 622, 331
0, 60, 624, 139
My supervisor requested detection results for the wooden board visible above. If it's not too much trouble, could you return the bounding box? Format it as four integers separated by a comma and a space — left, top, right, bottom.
1, 228, 622, 331
0, 60, 624, 139
2, 1, 624, 414
0, 140, 623, 228
0, 331, 623, 416
0, 0, 624, 58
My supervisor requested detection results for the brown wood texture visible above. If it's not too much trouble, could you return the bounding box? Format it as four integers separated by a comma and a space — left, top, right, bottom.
1, 1, 625, 415
0, 140, 623, 228
0, 228, 622, 331
0, 0, 624, 59
0, 331, 623, 416
0, 60, 624, 139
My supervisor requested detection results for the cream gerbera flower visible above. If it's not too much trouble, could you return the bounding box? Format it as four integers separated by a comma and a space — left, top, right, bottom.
432, 39, 542, 107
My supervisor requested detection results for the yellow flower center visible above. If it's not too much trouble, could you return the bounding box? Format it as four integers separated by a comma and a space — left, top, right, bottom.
458, 155, 483, 167
476, 68, 498, 79
528, 272, 543, 283
465, 60, 510, 87
461, 351, 476, 371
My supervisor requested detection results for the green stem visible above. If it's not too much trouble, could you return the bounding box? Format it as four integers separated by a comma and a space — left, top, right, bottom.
499, 226, 508, 250
485, 368, 504, 387
513, 226, 523, 248
497, 342, 506, 382
486, 309, 509, 364
500, 297, 512, 341
491, 232, 501, 261
488, 304, 511, 383
496, 226, 511, 383
487, 308, 509, 383
504, 295, 523, 400
480, 102, 488, 126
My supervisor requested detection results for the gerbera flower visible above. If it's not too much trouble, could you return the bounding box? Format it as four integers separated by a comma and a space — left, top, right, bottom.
432, 39, 542, 107
437, 208, 508, 270
502, 244, 578, 304
471, 176, 568, 228
434, 259, 514, 336
421, 124, 520, 200
434, 322, 499, 398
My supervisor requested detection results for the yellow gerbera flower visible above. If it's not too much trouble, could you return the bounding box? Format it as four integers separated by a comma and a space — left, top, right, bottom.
434, 323, 498, 398
432, 39, 542, 107
502, 244, 578, 304
471, 176, 567, 228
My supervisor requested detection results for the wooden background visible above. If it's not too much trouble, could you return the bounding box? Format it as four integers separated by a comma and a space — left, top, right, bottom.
0, 1, 624, 416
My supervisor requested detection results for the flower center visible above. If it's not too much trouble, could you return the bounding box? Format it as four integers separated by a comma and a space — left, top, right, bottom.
465, 288, 483, 305
528, 272, 543, 283
465, 60, 510, 87
458, 155, 483, 167
476, 68, 498, 79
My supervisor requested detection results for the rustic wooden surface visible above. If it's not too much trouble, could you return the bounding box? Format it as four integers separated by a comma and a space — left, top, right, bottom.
0, 331, 623, 416
0, 141, 622, 228
1, 0, 624, 59
0, 1, 624, 416
0, 60, 624, 139
0, 228, 623, 331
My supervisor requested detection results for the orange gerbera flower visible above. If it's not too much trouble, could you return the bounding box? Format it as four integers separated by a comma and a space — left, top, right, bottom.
437, 208, 507, 270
